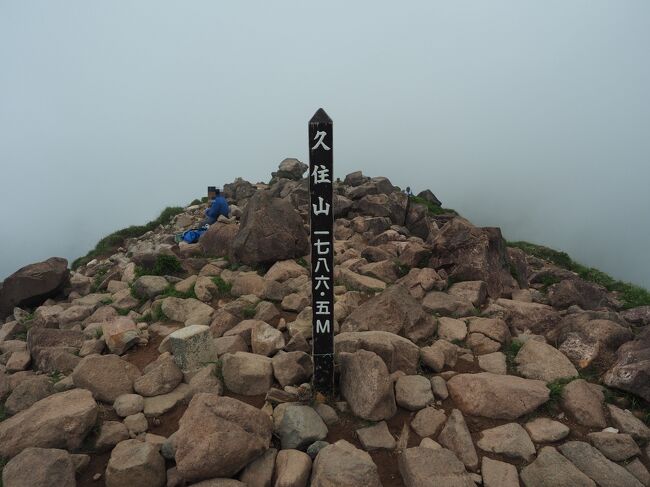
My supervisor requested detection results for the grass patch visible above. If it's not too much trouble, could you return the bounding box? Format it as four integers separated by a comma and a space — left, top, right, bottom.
48, 370, 64, 384
296, 257, 308, 268
504, 339, 524, 374
409, 195, 458, 216
72, 206, 184, 269
395, 261, 410, 278
137, 312, 153, 324
508, 240, 650, 309
242, 305, 257, 319
538, 274, 561, 292
544, 376, 578, 413
159, 285, 196, 300
189, 199, 202, 206
212, 277, 232, 298
151, 304, 168, 322
116, 308, 131, 316
100, 298, 113, 305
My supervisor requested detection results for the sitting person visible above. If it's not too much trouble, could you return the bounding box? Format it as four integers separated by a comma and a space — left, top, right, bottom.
201, 189, 230, 226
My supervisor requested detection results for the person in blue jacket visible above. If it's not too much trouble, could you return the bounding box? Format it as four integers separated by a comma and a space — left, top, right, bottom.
201, 189, 230, 226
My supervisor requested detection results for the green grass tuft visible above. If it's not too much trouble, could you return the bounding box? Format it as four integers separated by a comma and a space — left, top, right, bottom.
409, 195, 458, 216
212, 276, 232, 298
242, 305, 257, 319
296, 257, 308, 268
508, 240, 650, 309
504, 339, 524, 374
72, 206, 184, 269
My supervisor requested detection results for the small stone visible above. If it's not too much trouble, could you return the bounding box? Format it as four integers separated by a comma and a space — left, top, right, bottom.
607, 404, 650, 441
356, 421, 396, 451
123, 412, 148, 436
438, 409, 478, 471
306, 440, 329, 459
419, 438, 441, 449
114, 394, 144, 417
410, 407, 446, 438
587, 432, 641, 461
477, 423, 536, 461
314, 403, 339, 426
524, 417, 570, 443
168, 325, 217, 372
482, 457, 519, 487
429, 376, 449, 400
437, 317, 467, 342
273, 404, 328, 450
395, 375, 434, 411
105, 439, 165, 487
477, 351, 507, 375
274, 449, 312, 487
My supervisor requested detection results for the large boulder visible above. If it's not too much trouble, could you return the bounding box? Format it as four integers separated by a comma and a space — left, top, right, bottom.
221, 352, 273, 395
310, 440, 381, 487
341, 285, 436, 344
274, 158, 308, 180
232, 191, 309, 266
520, 446, 596, 487
339, 350, 396, 421
515, 340, 578, 382
429, 218, 514, 298
1, 447, 76, 487
447, 373, 549, 419
26, 328, 84, 372
72, 354, 142, 403
604, 327, 650, 402
0, 389, 98, 458
175, 394, 272, 482
0, 257, 69, 319
334, 331, 420, 375
548, 278, 616, 310
199, 222, 239, 258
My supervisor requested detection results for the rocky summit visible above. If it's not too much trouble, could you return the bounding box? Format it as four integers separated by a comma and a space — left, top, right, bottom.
1, 159, 649, 487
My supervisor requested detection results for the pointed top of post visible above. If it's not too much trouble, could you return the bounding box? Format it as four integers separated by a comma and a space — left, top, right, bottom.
310, 108, 332, 125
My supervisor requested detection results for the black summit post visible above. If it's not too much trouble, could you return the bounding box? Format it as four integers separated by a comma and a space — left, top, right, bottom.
308, 108, 334, 396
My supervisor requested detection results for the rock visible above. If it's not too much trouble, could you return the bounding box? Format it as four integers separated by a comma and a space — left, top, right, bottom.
142, 383, 191, 416
420, 345, 446, 372
272, 351, 312, 387
398, 447, 475, 487
524, 417, 570, 443
114, 394, 144, 417
27, 327, 84, 373
276, 157, 308, 180
494, 298, 561, 336
429, 219, 514, 298
313, 404, 338, 426
607, 404, 650, 441
520, 446, 596, 487
430, 376, 449, 399
587, 432, 640, 461
265, 260, 308, 282
422, 291, 475, 317
188, 364, 223, 396
72, 354, 141, 403
356, 421, 396, 451
625, 459, 650, 487
4, 375, 54, 415
174, 275, 198, 294
339, 350, 396, 421
232, 191, 308, 266
281, 293, 310, 312
482, 457, 519, 487
1, 447, 76, 487
102, 317, 140, 355
105, 439, 166, 487
621, 306, 650, 326
134, 354, 183, 397
515, 340, 578, 382
160, 297, 215, 327
124, 412, 148, 436
448, 281, 488, 307
410, 407, 446, 438
132, 275, 168, 299
548, 278, 614, 310
0, 257, 69, 320
221, 352, 273, 395
0, 389, 98, 458
251, 321, 285, 356
438, 409, 478, 471
477, 351, 507, 374
359, 259, 401, 284
560, 379, 607, 428
94, 421, 130, 451
199, 222, 239, 258
310, 440, 381, 487
335, 267, 386, 293
175, 394, 272, 481
273, 404, 328, 450
419, 438, 442, 450
213, 335, 248, 356
466, 317, 511, 343
558, 441, 643, 487
274, 449, 312, 487
437, 317, 468, 342
6, 350, 30, 372
342, 285, 436, 344
230, 272, 266, 298
194, 276, 218, 302
477, 423, 536, 461
189, 479, 247, 487
604, 328, 650, 402
169, 325, 217, 372
466, 332, 501, 354
395, 375, 434, 411
334, 330, 420, 375
447, 373, 549, 419
238, 448, 277, 487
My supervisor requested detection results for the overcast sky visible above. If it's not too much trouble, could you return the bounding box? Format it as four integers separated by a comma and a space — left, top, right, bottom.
1, 1, 649, 287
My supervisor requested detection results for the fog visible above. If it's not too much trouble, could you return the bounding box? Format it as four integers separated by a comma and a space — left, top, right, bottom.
1, 1, 649, 287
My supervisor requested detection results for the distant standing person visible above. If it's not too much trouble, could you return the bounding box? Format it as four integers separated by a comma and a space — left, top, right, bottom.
201, 189, 229, 226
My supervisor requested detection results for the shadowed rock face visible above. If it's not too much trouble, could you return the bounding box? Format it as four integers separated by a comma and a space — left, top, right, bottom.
604, 327, 650, 402
0, 257, 69, 319
429, 218, 515, 299
232, 191, 309, 266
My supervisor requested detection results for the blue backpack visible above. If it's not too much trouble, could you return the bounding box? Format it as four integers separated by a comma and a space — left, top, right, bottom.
181, 227, 208, 244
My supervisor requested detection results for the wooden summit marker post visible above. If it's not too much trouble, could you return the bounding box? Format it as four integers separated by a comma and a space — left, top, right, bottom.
308, 108, 334, 396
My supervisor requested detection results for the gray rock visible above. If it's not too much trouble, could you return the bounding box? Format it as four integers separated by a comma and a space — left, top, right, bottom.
438, 409, 479, 471
132, 275, 169, 299
270, 350, 312, 388
521, 446, 596, 487
607, 404, 650, 441
168, 324, 217, 372
222, 352, 273, 395
587, 432, 640, 461
560, 379, 607, 428
142, 383, 191, 416
114, 394, 144, 417
625, 458, 650, 487
482, 457, 519, 487
4, 375, 54, 415
72, 354, 141, 403
524, 417, 570, 443
395, 375, 434, 411
477, 423, 536, 461
238, 448, 277, 487
477, 351, 507, 375
356, 421, 396, 451
558, 441, 643, 487
516, 340, 578, 382
410, 407, 447, 438
274, 449, 312, 487
105, 439, 166, 487
273, 404, 328, 450
398, 447, 475, 487
134, 354, 183, 397
306, 441, 329, 459
430, 376, 449, 399
1, 447, 76, 487
94, 421, 129, 452
310, 440, 381, 487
